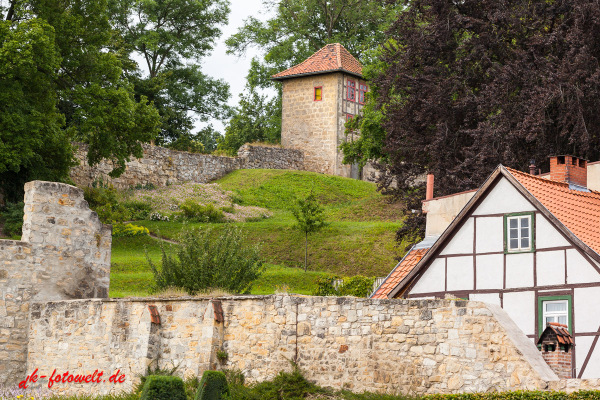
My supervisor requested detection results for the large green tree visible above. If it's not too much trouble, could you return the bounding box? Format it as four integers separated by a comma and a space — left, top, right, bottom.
220, 0, 401, 154
120, 0, 231, 148
0, 18, 73, 201
0, 0, 161, 200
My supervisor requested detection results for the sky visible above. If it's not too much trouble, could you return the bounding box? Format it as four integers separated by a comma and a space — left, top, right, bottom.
199, 0, 277, 133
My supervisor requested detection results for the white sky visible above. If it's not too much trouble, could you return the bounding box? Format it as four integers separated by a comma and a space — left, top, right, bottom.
200, 0, 277, 133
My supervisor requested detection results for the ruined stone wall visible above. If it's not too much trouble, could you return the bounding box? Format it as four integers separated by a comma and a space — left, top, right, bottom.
70, 143, 304, 189
281, 74, 340, 175
0, 181, 111, 386
25, 295, 575, 396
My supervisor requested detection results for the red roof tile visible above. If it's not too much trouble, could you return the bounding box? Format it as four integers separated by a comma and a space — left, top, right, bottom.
371, 247, 429, 299
272, 43, 362, 80
537, 322, 574, 345
506, 167, 600, 255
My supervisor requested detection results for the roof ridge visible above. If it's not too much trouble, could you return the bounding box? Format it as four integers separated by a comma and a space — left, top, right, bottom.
505, 166, 600, 197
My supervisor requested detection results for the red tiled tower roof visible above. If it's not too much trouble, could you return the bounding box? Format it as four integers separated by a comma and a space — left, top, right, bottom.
506, 167, 600, 255
272, 43, 363, 80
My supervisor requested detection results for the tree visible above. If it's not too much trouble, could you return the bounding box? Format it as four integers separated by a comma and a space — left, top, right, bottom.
362, 0, 600, 246
148, 226, 264, 294
0, 18, 74, 202
376, 0, 600, 198
292, 193, 327, 272
218, 81, 281, 155
0, 0, 161, 199
223, 0, 401, 153
121, 0, 231, 146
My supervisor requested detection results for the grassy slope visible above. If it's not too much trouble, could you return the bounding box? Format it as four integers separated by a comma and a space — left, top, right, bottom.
110, 169, 405, 297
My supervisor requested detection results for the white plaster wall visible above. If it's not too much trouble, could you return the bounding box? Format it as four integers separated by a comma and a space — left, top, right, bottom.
475, 254, 504, 289
469, 293, 501, 306
536, 214, 570, 249
536, 251, 566, 286
472, 178, 536, 216
441, 218, 474, 255
505, 253, 534, 288
447, 256, 474, 291
587, 162, 600, 192
411, 259, 445, 294
566, 249, 600, 284
574, 287, 600, 332
580, 345, 600, 379
575, 336, 595, 379
475, 217, 503, 253
503, 291, 536, 335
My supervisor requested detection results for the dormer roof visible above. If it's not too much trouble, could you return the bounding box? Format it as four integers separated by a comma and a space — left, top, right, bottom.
271, 43, 363, 81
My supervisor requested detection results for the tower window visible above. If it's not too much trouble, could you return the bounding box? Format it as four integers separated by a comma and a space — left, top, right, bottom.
314, 87, 322, 101
347, 80, 356, 101
359, 84, 368, 104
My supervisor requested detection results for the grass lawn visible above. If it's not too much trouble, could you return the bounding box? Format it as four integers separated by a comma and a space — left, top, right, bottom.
110, 235, 333, 298
107, 169, 406, 297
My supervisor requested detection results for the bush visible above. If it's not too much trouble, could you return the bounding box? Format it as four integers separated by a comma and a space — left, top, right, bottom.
178, 199, 225, 223
112, 223, 150, 237
228, 367, 324, 400
195, 371, 229, 400
140, 375, 186, 400
0, 202, 24, 237
84, 186, 130, 223
148, 226, 264, 295
312, 275, 375, 297
123, 200, 152, 220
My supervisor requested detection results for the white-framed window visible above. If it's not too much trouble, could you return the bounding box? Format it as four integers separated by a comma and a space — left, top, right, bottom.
505, 213, 534, 252
543, 300, 569, 328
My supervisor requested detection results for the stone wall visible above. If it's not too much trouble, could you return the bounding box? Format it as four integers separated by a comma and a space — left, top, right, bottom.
70, 143, 304, 189
25, 295, 575, 396
0, 181, 111, 386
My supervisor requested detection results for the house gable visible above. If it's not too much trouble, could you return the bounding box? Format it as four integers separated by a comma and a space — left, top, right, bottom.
389, 166, 600, 299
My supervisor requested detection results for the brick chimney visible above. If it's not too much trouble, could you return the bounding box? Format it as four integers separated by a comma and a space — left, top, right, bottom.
537, 322, 574, 378
549, 155, 587, 187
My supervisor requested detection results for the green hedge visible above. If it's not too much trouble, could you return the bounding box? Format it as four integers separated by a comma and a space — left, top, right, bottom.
140, 375, 186, 400
196, 370, 230, 400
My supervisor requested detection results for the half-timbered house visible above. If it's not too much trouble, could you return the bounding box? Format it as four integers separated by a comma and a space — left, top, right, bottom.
372, 156, 600, 379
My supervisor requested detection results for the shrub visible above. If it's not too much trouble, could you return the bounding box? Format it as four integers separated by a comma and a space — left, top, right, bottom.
140, 375, 186, 400
150, 212, 170, 221
84, 186, 130, 223
148, 226, 264, 295
312, 275, 375, 297
0, 202, 24, 237
123, 200, 152, 220
112, 223, 150, 237
195, 371, 229, 400
178, 199, 225, 223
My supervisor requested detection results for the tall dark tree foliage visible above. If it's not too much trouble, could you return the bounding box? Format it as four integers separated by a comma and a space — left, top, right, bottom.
373, 0, 600, 244
379, 0, 600, 198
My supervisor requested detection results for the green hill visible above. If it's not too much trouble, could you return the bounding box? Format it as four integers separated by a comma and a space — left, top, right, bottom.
110, 169, 406, 297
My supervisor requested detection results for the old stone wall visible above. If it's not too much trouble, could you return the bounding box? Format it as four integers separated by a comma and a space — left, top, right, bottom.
0, 181, 111, 386
70, 143, 304, 189
25, 295, 578, 396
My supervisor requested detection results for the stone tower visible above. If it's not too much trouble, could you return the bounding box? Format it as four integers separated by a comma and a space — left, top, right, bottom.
272, 43, 368, 179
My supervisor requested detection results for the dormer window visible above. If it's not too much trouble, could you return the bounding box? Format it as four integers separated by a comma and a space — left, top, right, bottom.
504, 212, 535, 253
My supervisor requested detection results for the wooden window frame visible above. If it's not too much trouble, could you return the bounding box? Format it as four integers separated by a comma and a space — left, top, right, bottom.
538, 295, 572, 335
503, 212, 535, 254
347, 80, 356, 101
346, 113, 353, 121
314, 86, 323, 101
359, 83, 368, 105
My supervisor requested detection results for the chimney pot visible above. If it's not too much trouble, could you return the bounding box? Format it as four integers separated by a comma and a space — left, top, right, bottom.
426, 174, 434, 200
529, 160, 536, 176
